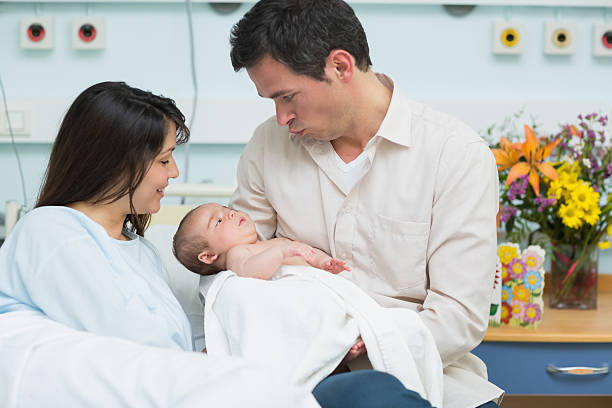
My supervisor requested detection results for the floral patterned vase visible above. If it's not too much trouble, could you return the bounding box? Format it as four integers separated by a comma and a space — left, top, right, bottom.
549, 244, 598, 310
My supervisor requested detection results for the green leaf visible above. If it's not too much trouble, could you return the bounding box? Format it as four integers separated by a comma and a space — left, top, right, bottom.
490, 304, 499, 315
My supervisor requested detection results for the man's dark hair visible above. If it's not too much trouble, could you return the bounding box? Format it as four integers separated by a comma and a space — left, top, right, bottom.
230, 0, 372, 81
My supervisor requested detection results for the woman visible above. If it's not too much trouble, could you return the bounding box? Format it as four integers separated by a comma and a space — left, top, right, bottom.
0, 81, 430, 408
0, 82, 192, 350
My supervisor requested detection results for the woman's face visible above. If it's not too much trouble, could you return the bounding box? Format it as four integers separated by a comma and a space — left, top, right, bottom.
131, 122, 179, 214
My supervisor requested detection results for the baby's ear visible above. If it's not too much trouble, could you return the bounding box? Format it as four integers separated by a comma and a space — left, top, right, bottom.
198, 251, 218, 265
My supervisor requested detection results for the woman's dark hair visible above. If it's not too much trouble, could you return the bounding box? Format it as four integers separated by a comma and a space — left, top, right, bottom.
36, 81, 189, 236
230, 0, 372, 81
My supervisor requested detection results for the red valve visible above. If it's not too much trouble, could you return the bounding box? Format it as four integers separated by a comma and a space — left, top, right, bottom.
78, 24, 97, 42
27, 23, 45, 42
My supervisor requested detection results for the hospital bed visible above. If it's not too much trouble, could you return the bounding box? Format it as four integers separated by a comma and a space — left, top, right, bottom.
0, 184, 324, 408
145, 182, 236, 351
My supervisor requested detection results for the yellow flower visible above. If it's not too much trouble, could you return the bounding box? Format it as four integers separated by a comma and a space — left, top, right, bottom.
570, 182, 598, 211
582, 202, 601, 226
525, 255, 538, 269
547, 163, 580, 201
498, 244, 519, 264
513, 285, 531, 302
607, 224, 612, 236
558, 203, 584, 229
599, 241, 611, 250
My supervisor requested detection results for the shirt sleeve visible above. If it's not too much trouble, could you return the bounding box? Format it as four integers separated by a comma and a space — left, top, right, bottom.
25, 236, 185, 350
419, 137, 499, 366
230, 122, 278, 240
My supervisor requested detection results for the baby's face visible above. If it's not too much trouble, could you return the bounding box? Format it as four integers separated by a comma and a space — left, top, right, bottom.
197, 203, 258, 254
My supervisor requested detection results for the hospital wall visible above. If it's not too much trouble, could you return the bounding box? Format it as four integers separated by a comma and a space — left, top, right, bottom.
1, 2, 611, 272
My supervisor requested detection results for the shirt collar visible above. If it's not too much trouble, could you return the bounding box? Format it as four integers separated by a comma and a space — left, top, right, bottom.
374, 75, 413, 148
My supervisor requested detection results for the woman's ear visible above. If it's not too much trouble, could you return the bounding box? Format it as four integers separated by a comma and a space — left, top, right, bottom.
198, 250, 218, 265
326, 49, 355, 83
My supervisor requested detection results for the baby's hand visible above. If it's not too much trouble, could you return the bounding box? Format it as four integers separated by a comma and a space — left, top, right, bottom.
322, 258, 351, 274
283, 242, 317, 263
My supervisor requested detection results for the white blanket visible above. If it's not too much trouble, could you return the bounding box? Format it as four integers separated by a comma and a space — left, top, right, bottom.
0, 310, 319, 408
202, 265, 444, 407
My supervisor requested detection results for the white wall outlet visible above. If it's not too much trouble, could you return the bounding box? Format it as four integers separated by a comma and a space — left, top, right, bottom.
544, 22, 577, 55
0, 108, 31, 137
593, 23, 612, 57
72, 17, 106, 50
20, 16, 53, 50
493, 22, 524, 55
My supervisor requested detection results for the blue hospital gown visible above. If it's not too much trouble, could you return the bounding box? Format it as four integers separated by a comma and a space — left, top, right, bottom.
0, 206, 192, 351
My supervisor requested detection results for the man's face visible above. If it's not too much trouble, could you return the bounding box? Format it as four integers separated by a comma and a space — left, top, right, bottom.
247, 55, 351, 142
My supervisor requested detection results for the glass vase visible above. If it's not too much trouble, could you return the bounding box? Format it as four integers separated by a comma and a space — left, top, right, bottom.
549, 244, 598, 310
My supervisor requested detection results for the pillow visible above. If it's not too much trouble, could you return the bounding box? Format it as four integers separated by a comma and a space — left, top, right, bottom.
145, 209, 205, 351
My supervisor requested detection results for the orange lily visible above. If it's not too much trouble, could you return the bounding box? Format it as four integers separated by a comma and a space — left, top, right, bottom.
569, 124, 580, 137
505, 125, 560, 196
491, 136, 523, 171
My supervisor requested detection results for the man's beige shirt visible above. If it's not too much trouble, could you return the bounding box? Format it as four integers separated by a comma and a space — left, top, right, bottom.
230, 81, 504, 408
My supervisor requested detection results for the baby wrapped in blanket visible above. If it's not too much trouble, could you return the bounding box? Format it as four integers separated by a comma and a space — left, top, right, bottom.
174, 204, 444, 407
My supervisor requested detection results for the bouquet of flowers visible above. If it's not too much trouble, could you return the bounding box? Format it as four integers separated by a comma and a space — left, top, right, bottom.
491, 113, 612, 309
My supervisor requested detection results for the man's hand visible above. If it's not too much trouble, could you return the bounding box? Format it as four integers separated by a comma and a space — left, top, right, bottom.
321, 258, 351, 274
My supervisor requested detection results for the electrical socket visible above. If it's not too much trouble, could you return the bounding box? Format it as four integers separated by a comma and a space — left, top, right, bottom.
593, 23, 612, 57
493, 22, 524, 55
544, 22, 577, 55
20, 16, 53, 50
0, 106, 31, 137
72, 17, 106, 50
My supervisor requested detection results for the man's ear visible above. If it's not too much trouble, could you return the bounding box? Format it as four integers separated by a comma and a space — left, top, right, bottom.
326, 49, 355, 83
198, 250, 218, 265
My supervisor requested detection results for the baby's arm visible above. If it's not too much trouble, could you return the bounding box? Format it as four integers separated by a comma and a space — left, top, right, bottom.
273, 237, 350, 274
227, 242, 317, 280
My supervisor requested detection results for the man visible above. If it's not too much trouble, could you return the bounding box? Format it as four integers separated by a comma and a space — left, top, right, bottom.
229, 1, 503, 407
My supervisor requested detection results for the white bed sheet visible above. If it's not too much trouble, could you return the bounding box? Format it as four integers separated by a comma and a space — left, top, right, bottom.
0, 310, 319, 408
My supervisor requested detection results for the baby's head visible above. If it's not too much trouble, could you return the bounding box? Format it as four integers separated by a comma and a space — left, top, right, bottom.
173, 203, 258, 275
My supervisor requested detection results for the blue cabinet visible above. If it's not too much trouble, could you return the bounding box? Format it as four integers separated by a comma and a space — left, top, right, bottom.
473, 342, 612, 394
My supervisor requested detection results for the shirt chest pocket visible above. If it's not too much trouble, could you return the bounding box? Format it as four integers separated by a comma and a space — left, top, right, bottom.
369, 215, 429, 291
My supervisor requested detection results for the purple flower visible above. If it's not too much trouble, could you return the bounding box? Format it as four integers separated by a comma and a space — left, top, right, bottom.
523, 303, 542, 324
605, 164, 612, 180
534, 195, 556, 212
508, 258, 528, 279
500, 206, 518, 223
508, 175, 528, 200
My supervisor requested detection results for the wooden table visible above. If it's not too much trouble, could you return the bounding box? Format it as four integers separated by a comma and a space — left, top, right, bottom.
473, 274, 612, 395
